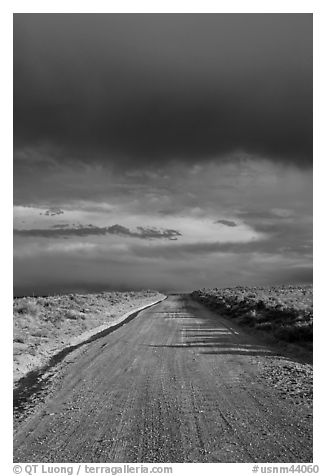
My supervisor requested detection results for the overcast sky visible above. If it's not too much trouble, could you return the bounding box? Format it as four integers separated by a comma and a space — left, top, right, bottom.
13, 13, 312, 296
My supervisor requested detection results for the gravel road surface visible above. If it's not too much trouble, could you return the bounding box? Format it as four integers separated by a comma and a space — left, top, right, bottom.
13, 295, 312, 463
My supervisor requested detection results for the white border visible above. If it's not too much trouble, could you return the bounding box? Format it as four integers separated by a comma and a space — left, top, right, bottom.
8, 1, 316, 13
3, 3, 324, 473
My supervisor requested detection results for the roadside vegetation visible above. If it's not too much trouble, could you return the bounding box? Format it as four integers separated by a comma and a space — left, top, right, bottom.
191, 285, 312, 349
13, 290, 164, 382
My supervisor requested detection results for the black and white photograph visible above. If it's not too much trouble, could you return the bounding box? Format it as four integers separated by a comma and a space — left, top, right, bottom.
12, 11, 314, 467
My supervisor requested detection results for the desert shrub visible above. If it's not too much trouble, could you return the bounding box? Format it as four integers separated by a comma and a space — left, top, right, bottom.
14, 300, 40, 317
191, 284, 313, 346
274, 325, 299, 342
255, 322, 273, 331
237, 313, 256, 326
14, 336, 25, 343
65, 309, 81, 320
31, 329, 50, 338
28, 347, 38, 356
256, 300, 266, 310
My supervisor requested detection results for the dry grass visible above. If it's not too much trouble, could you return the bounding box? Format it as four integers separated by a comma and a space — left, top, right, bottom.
191, 285, 313, 348
14, 300, 41, 317
13, 290, 164, 382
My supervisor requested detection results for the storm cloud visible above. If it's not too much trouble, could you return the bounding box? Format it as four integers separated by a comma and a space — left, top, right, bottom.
14, 14, 312, 168
216, 220, 238, 227
13, 14, 313, 296
43, 208, 64, 216
14, 224, 182, 240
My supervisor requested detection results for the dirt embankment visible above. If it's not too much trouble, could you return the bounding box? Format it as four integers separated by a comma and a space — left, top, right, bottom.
13, 290, 165, 383
191, 285, 312, 352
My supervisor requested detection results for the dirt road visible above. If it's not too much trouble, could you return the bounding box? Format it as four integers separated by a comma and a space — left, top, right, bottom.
13, 295, 312, 463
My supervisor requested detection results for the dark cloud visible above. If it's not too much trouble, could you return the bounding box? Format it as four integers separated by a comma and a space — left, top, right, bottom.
108, 224, 182, 240
130, 237, 311, 260
14, 224, 182, 240
13, 238, 312, 297
215, 220, 237, 227
135, 227, 181, 240
13, 14, 313, 295
14, 14, 312, 168
42, 208, 64, 216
